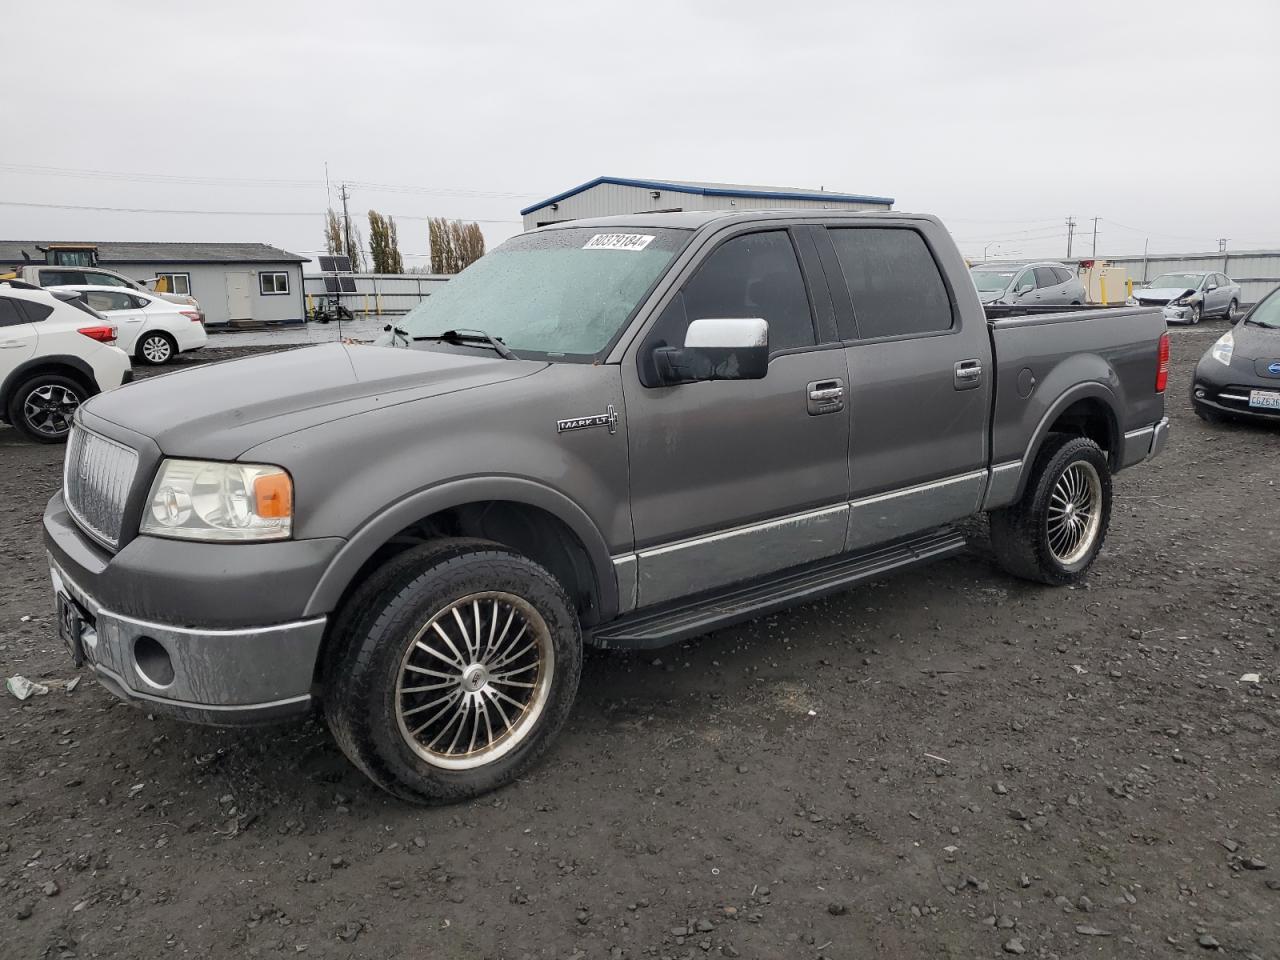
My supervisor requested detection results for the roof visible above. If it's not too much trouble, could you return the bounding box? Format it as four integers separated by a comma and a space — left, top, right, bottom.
535, 210, 932, 232
520, 176, 895, 216
0, 240, 306, 265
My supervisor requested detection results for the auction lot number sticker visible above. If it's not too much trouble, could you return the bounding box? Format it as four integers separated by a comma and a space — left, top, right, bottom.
583, 234, 655, 251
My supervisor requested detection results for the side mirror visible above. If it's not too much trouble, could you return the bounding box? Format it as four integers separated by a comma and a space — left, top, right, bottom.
652, 317, 769, 385
1014, 283, 1034, 297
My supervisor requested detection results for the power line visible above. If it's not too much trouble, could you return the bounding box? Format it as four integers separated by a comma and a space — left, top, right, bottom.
0, 161, 537, 200
0, 199, 521, 224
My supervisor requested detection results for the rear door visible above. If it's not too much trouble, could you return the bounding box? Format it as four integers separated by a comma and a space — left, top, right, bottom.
817, 222, 992, 550
621, 225, 852, 607
1034, 266, 1066, 304
82, 290, 146, 352
0, 296, 38, 380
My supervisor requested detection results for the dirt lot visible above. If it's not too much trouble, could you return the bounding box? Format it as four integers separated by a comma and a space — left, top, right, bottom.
1, 328, 1277, 959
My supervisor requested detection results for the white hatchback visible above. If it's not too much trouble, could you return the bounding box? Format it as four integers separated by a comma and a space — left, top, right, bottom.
0, 283, 131, 442
53, 285, 208, 365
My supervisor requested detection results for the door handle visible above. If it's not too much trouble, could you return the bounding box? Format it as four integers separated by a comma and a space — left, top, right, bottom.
807, 379, 845, 415
0, 339, 27, 348
954, 359, 983, 390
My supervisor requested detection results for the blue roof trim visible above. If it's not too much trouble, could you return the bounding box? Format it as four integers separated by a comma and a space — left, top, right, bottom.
519, 176, 894, 216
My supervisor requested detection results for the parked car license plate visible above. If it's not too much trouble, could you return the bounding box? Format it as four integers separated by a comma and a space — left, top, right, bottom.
56, 592, 87, 667
1248, 389, 1280, 410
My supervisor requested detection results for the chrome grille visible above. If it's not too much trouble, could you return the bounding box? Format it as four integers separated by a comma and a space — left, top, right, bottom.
63, 426, 139, 550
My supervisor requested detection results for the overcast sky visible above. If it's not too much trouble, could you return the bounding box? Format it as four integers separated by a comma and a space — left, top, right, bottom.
3, 0, 1277, 267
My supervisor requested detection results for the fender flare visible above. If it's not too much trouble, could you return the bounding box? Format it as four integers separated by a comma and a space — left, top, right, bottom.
304, 476, 620, 621
0, 354, 98, 409
1014, 381, 1120, 501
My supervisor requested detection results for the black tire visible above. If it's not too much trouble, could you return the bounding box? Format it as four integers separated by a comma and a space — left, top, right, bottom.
324, 538, 582, 805
1223, 300, 1237, 324
5, 373, 87, 443
136, 331, 176, 365
988, 435, 1113, 586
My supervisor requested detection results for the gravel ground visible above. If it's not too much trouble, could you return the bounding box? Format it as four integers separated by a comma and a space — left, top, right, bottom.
1, 324, 1277, 959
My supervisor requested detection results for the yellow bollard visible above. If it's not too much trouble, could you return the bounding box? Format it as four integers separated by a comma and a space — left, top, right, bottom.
306, 293, 314, 318
1100, 274, 1108, 306
1126, 278, 1133, 298
364, 294, 370, 317
376, 294, 382, 316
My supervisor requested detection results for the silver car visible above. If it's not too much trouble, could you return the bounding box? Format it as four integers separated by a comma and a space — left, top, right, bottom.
1129, 271, 1241, 325
971, 261, 1087, 306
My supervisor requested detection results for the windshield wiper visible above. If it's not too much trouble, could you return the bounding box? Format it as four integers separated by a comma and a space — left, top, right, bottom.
414, 328, 517, 360
383, 323, 411, 344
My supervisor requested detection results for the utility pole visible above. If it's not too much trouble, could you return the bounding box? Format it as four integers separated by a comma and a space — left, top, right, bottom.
1091, 217, 1099, 258
339, 182, 354, 266
1065, 216, 1076, 259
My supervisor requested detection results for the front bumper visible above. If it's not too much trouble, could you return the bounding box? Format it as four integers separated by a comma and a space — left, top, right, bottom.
1162, 304, 1195, 323
44, 492, 342, 725
49, 560, 325, 725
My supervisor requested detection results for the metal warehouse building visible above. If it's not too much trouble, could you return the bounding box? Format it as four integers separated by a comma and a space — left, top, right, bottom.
521, 176, 894, 230
0, 240, 307, 327
1102, 248, 1280, 305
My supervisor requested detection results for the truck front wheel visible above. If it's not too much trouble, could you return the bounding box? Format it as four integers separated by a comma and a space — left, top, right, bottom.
988, 435, 1113, 586
324, 539, 582, 805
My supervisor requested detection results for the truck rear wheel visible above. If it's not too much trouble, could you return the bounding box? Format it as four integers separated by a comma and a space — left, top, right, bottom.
988, 435, 1112, 586
324, 539, 582, 805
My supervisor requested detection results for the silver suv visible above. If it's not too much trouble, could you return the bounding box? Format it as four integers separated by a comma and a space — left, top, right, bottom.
971, 261, 1086, 306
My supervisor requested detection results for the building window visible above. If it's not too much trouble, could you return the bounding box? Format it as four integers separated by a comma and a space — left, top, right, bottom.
260, 271, 290, 295
154, 273, 191, 296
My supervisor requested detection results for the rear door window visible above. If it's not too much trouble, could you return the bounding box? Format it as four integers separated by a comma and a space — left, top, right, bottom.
1053, 267, 1074, 284
40, 269, 87, 286
1034, 267, 1060, 288
0, 297, 28, 327
83, 271, 133, 287
827, 228, 953, 340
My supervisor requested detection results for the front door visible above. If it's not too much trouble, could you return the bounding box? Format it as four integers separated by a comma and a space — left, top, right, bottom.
622, 227, 851, 607
225, 272, 252, 321
817, 223, 993, 550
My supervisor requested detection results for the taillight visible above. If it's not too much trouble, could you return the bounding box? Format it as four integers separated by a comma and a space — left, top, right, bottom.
180, 310, 202, 322
78, 325, 117, 344
1155, 332, 1170, 393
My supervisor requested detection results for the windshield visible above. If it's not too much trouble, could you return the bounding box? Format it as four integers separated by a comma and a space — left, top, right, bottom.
1149, 273, 1204, 290
970, 269, 1017, 292
1246, 288, 1280, 328
397, 226, 689, 359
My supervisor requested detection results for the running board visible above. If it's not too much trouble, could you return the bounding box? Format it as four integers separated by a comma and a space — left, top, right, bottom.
590, 526, 967, 650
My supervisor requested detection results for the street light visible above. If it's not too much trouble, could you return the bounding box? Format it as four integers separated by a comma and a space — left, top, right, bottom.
983, 242, 1001, 261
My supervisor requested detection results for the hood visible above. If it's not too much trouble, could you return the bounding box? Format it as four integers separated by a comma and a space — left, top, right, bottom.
84, 342, 546, 459
1135, 287, 1197, 304
1230, 321, 1280, 362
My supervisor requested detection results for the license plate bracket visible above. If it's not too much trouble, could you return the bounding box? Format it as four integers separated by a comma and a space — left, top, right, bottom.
56, 592, 86, 668
1248, 389, 1280, 410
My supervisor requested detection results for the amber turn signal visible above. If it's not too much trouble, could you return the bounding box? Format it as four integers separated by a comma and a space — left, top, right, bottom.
253, 472, 293, 519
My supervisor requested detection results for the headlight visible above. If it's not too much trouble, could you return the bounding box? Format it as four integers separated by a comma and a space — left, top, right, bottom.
1210, 331, 1234, 366
141, 459, 292, 541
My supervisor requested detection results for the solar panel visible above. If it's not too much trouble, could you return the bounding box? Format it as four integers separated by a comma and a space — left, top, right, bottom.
339, 277, 357, 293
332, 255, 353, 273
318, 255, 336, 272
323, 277, 339, 293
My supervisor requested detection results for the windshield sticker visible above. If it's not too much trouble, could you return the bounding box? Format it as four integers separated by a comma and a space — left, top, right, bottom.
583, 234, 655, 251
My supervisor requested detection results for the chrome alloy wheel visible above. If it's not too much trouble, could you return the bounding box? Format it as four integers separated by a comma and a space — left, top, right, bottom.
394, 592, 554, 770
1046, 461, 1103, 566
141, 335, 172, 363
22, 384, 80, 438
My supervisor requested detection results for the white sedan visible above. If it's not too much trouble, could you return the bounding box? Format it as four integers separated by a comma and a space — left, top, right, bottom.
53, 285, 207, 365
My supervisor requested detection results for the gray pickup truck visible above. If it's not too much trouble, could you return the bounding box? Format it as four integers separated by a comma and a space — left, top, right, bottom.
44, 211, 1170, 804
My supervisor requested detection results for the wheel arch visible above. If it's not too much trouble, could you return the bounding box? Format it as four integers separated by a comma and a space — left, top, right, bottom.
0, 355, 98, 411
305, 477, 619, 629
1014, 383, 1120, 501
